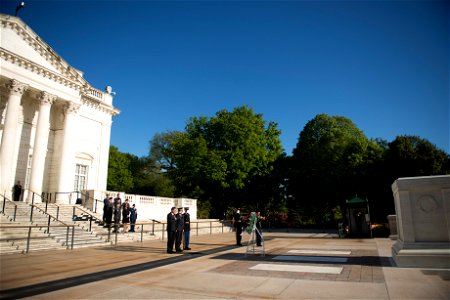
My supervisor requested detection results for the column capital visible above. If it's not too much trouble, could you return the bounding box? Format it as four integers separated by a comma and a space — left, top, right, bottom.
37, 91, 57, 106
6, 79, 28, 96
63, 101, 81, 114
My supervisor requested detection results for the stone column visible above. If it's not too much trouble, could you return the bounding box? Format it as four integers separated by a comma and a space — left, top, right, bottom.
98, 120, 112, 191
27, 92, 57, 203
0, 79, 28, 196
55, 102, 80, 203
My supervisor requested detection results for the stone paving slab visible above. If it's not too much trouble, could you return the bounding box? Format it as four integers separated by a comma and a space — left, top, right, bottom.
0, 232, 449, 299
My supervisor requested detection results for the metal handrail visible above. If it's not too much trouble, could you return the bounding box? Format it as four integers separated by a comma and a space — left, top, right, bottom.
1, 197, 19, 221
71, 205, 165, 244
31, 204, 69, 234
144, 219, 234, 241
31, 205, 69, 226
0, 224, 76, 253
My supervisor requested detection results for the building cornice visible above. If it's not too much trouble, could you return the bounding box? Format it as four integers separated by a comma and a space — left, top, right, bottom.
1, 49, 120, 116
0, 14, 120, 117
81, 97, 120, 116
0, 14, 84, 83
1, 47, 82, 91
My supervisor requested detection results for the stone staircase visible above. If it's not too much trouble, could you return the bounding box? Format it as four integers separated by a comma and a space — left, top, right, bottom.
35, 203, 159, 246
0, 201, 110, 254
0, 205, 65, 254
1, 200, 232, 254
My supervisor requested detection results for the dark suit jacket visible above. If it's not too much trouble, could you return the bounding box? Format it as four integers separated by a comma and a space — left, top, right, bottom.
234, 212, 242, 228
167, 213, 177, 232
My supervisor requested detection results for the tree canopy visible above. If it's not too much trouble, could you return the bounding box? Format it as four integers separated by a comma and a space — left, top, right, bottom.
290, 114, 374, 224
109, 111, 449, 226
289, 115, 449, 225
150, 106, 283, 217
107, 146, 134, 192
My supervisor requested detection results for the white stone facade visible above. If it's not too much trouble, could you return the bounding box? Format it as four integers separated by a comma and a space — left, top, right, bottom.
0, 14, 120, 203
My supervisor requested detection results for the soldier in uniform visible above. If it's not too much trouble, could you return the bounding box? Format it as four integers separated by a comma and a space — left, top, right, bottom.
183, 207, 191, 250
234, 208, 243, 246
175, 207, 184, 253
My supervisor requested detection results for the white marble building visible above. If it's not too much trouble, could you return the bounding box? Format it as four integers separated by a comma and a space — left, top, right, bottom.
0, 14, 120, 203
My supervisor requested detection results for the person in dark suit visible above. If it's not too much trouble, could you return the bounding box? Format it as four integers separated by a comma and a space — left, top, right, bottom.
175, 207, 184, 253
166, 207, 177, 254
113, 194, 122, 233
102, 194, 109, 225
104, 196, 113, 228
183, 207, 191, 250
234, 208, 243, 246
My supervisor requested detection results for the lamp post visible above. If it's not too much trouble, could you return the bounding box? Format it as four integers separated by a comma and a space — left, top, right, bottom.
15, 2, 25, 17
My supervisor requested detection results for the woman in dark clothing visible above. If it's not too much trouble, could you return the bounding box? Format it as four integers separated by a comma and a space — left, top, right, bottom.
122, 199, 130, 233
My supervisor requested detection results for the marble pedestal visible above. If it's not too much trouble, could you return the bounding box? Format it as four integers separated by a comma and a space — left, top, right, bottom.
391, 175, 450, 269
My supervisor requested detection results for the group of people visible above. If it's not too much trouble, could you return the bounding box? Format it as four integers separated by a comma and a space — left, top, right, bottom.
233, 209, 265, 247
166, 206, 191, 254
103, 193, 138, 233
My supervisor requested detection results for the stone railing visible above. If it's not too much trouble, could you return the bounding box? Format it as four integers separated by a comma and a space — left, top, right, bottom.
87, 191, 198, 222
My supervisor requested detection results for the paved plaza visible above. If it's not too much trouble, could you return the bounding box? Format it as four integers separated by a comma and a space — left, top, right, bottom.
1, 231, 449, 299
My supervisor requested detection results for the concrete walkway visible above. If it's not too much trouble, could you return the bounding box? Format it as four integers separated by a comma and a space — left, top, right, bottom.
0, 231, 448, 299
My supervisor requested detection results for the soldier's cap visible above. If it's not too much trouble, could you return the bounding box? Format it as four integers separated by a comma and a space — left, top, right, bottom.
184, 207, 189, 210
178, 207, 183, 210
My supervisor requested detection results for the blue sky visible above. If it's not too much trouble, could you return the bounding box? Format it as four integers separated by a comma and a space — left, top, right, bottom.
1, 0, 448, 156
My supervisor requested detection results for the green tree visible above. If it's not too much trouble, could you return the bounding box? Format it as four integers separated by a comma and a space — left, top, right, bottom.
364, 136, 450, 221
149, 131, 180, 172
152, 106, 283, 217
128, 154, 175, 197
290, 114, 371, 225
386, 135, 450, 179
107, 146, 175, 196
107, 146, 134, 192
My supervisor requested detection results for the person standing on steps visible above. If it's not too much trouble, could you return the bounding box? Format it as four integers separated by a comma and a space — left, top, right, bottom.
12, 181, 22, 201
104, 196, 113, 228
102, 194, 109, 225
113, 193, 122, 233
183, 207, 191, 250
166, 207, 177, 254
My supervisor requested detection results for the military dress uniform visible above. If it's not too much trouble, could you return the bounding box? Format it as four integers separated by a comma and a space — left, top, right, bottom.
183, 207, 191, 250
